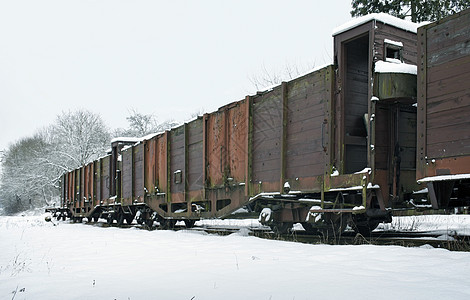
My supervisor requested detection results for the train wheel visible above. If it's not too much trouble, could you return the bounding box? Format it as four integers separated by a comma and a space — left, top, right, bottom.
106, 214, 114, 225
144, 219, 154, 228
301, 222, 319, 234
320, 213, 347, 240
270, 222, 292, 234
160, 219, 176, 230
184, 219, 196, 228
125, 215, 134, 225
351, 220, 380, 236
116, 213, 125, 226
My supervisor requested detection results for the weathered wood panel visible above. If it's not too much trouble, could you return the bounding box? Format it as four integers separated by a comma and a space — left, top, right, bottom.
344, 34, 369, 173
398, 108, 417, 170
426, 14, 470, 67
252, 87, 282, 184
187, 119, 203, 192
374, 23, 418, 64
133, 143, 144, 199
285, 69, 329, 180
170, 126, 185, 195
122, 147, 133, 199
227, 100, 248, 183
156, 133, 168, 194
205, 100, 248, 188
206, 111, 225, 187
417, 9, 470, 179
94, 160, 100, 205
100, 156, 110, 200
424, 10, 470, 159
144, 138, 157, 195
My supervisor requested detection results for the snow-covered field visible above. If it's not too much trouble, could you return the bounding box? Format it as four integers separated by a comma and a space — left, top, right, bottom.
1, 214, 470, 300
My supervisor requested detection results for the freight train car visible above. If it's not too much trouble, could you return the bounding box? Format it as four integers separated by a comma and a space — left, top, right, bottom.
416, 9, 470, 209
51, 10, 470, 237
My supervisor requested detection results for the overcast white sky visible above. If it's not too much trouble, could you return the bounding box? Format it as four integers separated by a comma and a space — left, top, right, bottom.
0, 0, 351, 151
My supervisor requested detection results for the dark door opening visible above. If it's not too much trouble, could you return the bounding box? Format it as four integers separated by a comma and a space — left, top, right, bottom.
343, 34, 369, 174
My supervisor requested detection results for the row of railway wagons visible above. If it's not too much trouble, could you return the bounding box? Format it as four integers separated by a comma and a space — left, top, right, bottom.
54, 10, 470, 236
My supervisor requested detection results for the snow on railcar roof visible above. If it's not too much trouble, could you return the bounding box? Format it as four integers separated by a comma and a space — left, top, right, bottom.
332, 13, 419, 36
375, 60, 417, 75
110, 137, 143, 144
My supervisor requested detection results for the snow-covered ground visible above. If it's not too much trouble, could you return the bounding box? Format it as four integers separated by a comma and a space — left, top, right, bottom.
1, 214, 470, 300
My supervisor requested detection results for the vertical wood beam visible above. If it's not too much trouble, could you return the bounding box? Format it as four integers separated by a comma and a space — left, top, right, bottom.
202, 114, 208, 200
323, 66, 334, 200
131, 146, 135, 202
165, 131, 171, 204
280, 81, 288, 193
417, 26, 427, 179
244, 96, 253, 197
184, 123, 189, 203
224, 108, 230, 177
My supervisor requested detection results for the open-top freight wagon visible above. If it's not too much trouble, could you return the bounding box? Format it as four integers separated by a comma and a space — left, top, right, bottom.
52, 10, 470, 237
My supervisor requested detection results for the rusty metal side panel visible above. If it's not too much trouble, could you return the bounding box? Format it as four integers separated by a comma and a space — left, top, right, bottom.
75, 168, 80, 210
252, 86, 282, 190
227, 100, 248, 184
144, 138, 157, 195
83, 164, 90, 201
84, 164, 93, 203
93, 160, 100, 206
417, 9, 470, 179
156, 133, 168, 195
170, 126, 185, 202
66, 171, 73, 205
83, 163, 94, 213
187, 118, 204, 196
206, 109, 226, 187
133, 143, 144, 201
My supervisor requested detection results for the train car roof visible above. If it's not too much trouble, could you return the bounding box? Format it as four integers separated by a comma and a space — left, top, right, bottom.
332, 13, 421, 36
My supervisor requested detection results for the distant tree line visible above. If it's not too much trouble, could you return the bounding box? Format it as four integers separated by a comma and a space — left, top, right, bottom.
0, 109, 178, 215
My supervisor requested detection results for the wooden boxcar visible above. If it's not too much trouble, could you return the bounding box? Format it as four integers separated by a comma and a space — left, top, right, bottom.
416, 9, 470, 209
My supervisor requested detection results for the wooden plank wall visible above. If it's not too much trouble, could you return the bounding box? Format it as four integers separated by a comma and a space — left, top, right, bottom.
424, 11, 470, 158
374, 23, 418, 64
170, 126, 186, 201
144, 138, 157, 195
101, 156, 110, 200
187, 119, 204, 192
133, 143, 144, 199
285, 70, 329, 180
94, 160, 100, 205
122, 148, 133, 200
206, 110, 227, 187
226, 101, 248, 184
252, 88, 283, 184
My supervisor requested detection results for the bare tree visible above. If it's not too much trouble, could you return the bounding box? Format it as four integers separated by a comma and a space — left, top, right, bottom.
49, 109, 111, 169
115, 108, 179, 138
249, 61, 315, 91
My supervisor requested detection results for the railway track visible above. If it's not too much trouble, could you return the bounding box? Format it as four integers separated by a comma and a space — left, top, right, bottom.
79, 218, 470, 252
191, 225, 470, 251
